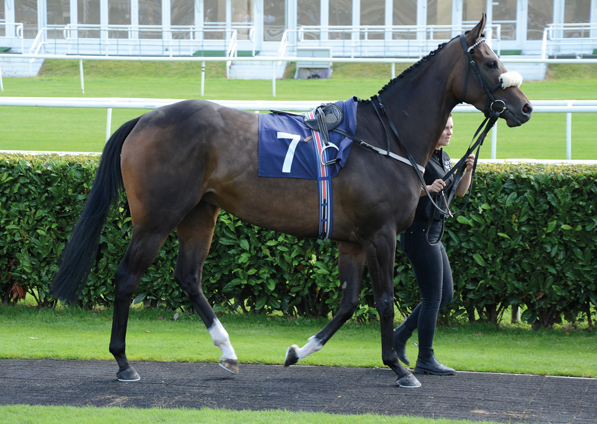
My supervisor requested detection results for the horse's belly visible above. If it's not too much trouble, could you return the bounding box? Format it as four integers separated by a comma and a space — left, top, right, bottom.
205, 177, 322, 239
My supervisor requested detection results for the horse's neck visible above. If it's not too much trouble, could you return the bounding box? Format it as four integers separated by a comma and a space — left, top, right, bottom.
380, 60, 459, 166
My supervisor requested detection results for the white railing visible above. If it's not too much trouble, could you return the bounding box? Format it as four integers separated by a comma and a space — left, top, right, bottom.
248, 28, 256, 56
29, 28, 46, 55
5, 53, 597, 97
3, 51, 597, 97
0, 22, 24, 91
26, 24, 256, 57
277, 29, 290, 58
226, 30, 238, 78
0, 22, 24, 52
541, 23, 597, 59
1, 97, 596, 161
281, 24, 501, 58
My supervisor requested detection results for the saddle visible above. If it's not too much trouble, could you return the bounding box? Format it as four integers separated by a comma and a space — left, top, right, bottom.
271, 103, 344, 147
304, 103, 344, 134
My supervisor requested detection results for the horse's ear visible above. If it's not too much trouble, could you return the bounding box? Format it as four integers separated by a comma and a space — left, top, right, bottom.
465, 14, 487, 46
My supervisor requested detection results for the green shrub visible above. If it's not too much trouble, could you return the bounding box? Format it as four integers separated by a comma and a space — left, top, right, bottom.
1, 153, 596, 328
445, 163, 597, 328
0, 154, 98, 306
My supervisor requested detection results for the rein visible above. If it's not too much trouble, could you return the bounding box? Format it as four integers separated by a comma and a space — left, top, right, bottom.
423, 113, 498, 245
420, 35, 509, 244
345, 34, 511, 245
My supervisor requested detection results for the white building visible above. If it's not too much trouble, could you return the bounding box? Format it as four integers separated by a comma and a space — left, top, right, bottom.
1, 0, 596, 77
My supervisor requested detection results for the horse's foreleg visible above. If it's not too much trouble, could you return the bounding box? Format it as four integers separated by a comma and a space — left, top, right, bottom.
174, 201, 239, 373
284, 241, 365, 366
365, 232, 421, 388
110, 230, 169, 381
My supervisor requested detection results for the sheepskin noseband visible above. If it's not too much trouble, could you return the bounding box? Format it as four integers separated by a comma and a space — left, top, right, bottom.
499, 71, 523, 89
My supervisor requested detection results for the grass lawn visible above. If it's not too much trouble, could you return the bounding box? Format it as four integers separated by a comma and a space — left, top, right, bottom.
1, 305, 595, 378
1, 61, 597, 158
1, 305, 594, 424
0, 405, 494, 424
1, 304, 535, 424
2, 61, 597, 423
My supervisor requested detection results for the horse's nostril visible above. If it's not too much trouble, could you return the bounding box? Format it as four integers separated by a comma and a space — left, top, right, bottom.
523, 103, 533, 114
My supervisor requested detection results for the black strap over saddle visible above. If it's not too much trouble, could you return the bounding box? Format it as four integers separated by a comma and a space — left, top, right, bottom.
304, 103, 344, 134
271, 103, 344, 147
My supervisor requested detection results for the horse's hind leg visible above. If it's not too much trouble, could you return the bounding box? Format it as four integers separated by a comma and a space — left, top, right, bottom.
110, 228, 171, 381
284, 241, 365, 366
174, 201, 239, 373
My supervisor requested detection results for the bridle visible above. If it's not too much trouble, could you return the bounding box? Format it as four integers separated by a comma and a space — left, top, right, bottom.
459, 34, 508, 119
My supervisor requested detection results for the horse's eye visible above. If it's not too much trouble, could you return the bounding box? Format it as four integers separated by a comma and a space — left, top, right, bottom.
487, 61, 498, 70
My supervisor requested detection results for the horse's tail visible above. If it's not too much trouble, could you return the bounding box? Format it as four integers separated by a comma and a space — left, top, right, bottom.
50, 116, 142, 304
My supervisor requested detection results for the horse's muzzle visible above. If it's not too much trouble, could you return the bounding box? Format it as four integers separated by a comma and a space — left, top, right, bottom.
503, 102, 532, 127
522, 103, 533, 115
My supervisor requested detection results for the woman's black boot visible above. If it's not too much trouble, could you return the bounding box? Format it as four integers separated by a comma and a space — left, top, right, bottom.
393, 325, 413, 366
414, 348, 456, 375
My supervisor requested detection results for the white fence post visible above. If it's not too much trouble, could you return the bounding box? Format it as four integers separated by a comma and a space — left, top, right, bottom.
567, 101, 572, 160
491, 124, 497, 159
106, 108, 113, 142
79, 60, 85, 94
201, 61, 205, 97
0, 64, 3, 92
272, 61, 276, 97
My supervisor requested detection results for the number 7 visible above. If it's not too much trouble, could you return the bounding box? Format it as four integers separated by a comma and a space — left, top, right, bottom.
278, 132, 302, 173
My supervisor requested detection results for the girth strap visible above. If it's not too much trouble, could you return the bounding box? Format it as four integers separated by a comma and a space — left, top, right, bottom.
306, 110, 334, 239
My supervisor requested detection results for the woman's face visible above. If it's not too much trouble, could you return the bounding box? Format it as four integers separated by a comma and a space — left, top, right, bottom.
436, 116, 453, 149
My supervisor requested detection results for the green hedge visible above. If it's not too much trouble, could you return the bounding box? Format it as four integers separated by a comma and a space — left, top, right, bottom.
1, 153, 596, 328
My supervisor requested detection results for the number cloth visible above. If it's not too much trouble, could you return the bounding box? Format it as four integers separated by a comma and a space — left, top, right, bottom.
257, 98, 357, 239
257, 98, 357, 180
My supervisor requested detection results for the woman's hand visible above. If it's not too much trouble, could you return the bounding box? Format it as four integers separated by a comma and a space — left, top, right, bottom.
464, 153, 476, 171
455, 154, 476, 197
427, 179, 446, 194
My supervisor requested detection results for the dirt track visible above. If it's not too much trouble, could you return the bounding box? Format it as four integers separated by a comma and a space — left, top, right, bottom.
1, 359, 595, 423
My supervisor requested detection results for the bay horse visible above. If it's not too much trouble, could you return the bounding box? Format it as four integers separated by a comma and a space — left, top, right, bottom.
50, 15, 531, 388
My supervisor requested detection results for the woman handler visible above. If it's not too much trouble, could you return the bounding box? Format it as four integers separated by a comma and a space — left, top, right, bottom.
394, 114, 475, 375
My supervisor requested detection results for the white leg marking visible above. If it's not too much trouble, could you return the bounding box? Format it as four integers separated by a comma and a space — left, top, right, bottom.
208, 318, 238, 360
296, 336, 323, 360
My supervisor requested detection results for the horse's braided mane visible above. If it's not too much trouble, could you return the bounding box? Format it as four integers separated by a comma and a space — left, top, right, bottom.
353, 41, 448, 104
355, 32, 484, 103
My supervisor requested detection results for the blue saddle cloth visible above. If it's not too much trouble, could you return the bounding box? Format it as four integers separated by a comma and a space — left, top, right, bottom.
258, 98, 357, 179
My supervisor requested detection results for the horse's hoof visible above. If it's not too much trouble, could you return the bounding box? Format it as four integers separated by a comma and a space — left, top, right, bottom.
117, 366, 140, 382
219, 358, 239, 374
396, 374, 421, 388
284, 345, 300, 367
